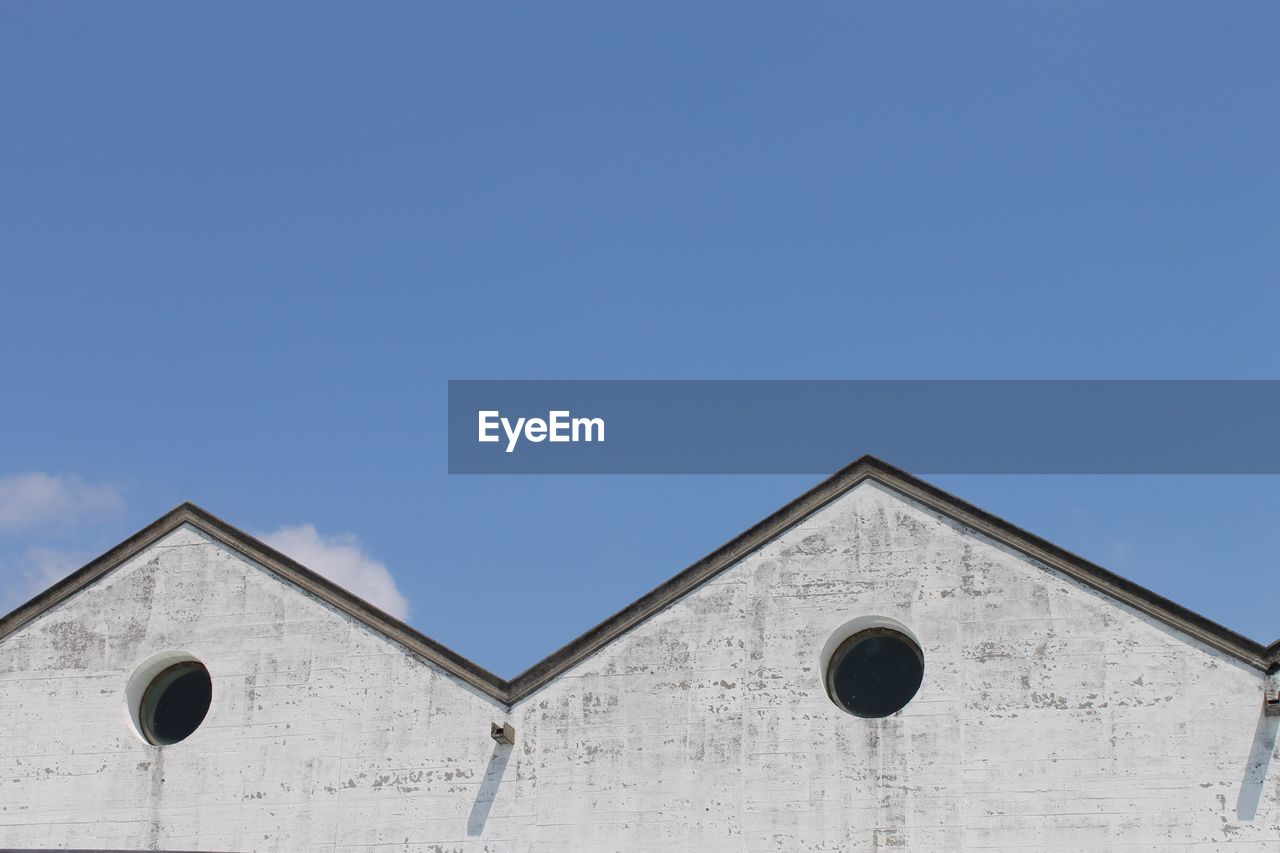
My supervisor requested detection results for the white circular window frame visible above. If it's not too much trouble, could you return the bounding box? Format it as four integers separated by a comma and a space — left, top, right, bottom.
124, 650, 211, 745
818, 614, 923, 714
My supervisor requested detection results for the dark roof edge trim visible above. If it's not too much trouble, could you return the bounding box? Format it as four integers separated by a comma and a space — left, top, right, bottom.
0, 456, 1275, 708
509, 456, 1275, 695
864, 459, 1274, 672
0, 504, 509, 701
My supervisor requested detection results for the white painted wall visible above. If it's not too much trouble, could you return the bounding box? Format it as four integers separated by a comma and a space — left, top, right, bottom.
1, 481, 1276, 851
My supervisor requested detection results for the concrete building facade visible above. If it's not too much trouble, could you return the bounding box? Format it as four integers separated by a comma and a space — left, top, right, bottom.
1, 457, 1277, 851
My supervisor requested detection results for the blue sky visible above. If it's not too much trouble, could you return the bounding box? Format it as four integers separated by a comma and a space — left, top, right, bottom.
1, 3, 1277, 676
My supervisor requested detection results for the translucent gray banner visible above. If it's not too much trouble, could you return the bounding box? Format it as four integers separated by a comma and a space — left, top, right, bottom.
447, 380, 1280, 474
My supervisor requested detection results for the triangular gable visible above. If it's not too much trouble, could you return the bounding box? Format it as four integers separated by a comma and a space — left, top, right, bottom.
2, 456, 1275, 708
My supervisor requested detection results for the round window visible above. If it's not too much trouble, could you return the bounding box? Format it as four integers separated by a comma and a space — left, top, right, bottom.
825, 627, 924, 718
138, 660, 212, 745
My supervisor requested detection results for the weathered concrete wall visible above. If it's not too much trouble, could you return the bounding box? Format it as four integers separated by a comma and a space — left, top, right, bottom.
1, 481, 1276, 851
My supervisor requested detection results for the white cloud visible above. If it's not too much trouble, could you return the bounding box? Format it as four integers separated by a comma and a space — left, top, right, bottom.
0, 546, 84, 613
261, 524, 410, 621
0, 473, 123, 531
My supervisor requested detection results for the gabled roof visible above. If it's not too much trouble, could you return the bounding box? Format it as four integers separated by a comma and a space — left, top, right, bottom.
1, 456, 1276, 706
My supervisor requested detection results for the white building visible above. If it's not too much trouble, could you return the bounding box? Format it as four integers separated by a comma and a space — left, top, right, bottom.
1, 456, 1277, 851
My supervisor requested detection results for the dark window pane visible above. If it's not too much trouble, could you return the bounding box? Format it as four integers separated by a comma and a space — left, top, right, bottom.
828, 630, 923, 718
141, 662, 212, 745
